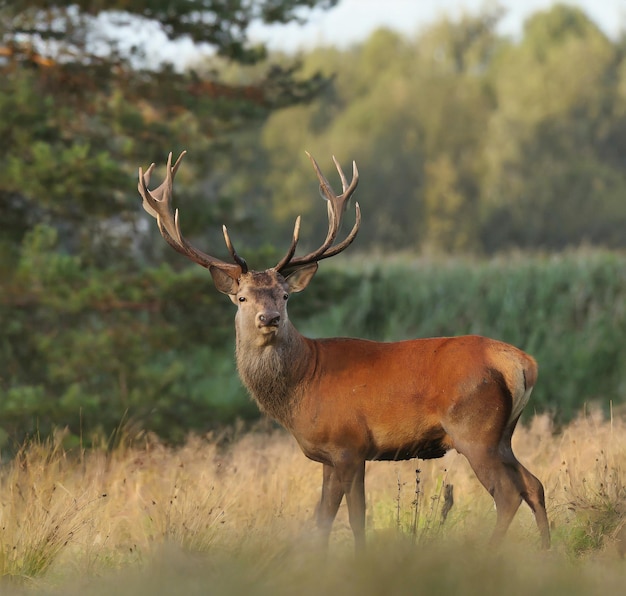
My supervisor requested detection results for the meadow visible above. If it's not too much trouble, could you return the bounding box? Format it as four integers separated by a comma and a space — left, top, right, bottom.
0, 409, 625, 595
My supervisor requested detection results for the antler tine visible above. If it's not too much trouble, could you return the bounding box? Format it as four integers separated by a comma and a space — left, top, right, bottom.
137, 152, 242, 277
222, 225, 248, 272
139, 163, 157, 217
137, 151, 187, 251
319, 202, 361, 259
274, 216, 302, 272
309, 152, 358, 225
332, 155, 359, 196
332, 155, 348, 190
275, 153, 360, 272
321, 156, 358, 246
307, 151, 335, 202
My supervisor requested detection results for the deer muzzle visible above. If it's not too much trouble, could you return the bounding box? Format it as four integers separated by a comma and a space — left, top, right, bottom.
256, 311, 281, 330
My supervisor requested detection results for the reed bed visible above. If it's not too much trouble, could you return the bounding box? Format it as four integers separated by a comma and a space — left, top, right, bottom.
0, 410, 625, 595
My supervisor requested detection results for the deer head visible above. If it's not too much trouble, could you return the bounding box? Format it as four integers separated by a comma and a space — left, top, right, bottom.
137, 151, 360, 346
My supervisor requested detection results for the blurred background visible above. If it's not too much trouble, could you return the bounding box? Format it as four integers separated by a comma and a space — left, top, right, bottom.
1, 0, 625, 447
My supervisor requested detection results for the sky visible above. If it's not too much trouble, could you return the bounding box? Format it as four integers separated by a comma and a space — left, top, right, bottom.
129, 0, 625, 69
247, 0, 624, 51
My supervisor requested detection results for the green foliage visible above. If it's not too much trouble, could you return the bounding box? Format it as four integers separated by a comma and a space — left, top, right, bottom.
0, 0, 337, 445
2, 2, 626, 447
302, 250, 626, 422
0, 0, 333, 256
2, 241, 624, 445
0, 224, 255, 445
256, 5, 626, 253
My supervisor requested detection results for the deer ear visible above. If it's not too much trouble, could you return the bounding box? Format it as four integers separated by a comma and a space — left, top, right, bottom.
210, 266, 239, 295
285, 262, 318, 293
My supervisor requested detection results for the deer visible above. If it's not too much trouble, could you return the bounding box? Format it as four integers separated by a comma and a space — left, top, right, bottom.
137, 151, 551, 551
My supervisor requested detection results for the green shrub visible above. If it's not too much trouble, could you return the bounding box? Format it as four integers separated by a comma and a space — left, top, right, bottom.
303, 250, 626, 422
1, 231, 625, 445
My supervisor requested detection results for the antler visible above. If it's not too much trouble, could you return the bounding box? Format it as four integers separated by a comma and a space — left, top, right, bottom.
275, 153, 360, 272
138, 151, 245, 277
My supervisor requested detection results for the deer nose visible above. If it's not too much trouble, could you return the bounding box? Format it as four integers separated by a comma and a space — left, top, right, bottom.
257, 311, 281, 327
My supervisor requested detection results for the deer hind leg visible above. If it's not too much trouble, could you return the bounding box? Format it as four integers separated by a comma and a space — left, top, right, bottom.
461, 446, 524, 546
498, 440, 551, 549
316, 463, 344, 546
517, 464, 550, 549
462, 440, 550, 549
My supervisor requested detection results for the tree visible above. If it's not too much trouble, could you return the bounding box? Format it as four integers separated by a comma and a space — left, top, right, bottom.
0, 0, 337, 446
0, 0, 336, 258
260, 11, 502, 252
481, 4, 626, 250
4, 2, 626, 446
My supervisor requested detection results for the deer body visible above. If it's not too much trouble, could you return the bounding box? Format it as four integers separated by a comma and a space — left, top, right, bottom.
289, 336, 535, 463
248, 332, 534, 460
137, 151, 550, 551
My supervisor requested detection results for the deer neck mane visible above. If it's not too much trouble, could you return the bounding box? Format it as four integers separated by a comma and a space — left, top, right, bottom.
234, 321, 312, 426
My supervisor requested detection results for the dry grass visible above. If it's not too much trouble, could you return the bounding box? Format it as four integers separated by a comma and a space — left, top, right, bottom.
1, 410, 625, 594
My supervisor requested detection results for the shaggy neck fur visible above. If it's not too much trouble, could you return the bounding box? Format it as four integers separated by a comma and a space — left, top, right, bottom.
235, 322, 311, 426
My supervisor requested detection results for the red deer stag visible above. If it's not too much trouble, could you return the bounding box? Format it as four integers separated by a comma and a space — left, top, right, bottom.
138, 151, 550, 551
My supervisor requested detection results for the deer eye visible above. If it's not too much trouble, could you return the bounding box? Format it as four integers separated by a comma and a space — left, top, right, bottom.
283, 293, 289, 301
238, 296, 246, 302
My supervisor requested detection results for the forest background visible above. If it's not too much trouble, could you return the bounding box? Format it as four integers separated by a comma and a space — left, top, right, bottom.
1, 0, 625, 448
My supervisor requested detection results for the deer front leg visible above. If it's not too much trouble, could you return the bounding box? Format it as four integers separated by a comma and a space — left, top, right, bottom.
335, 458, 366, 553
316, 463, 344, 547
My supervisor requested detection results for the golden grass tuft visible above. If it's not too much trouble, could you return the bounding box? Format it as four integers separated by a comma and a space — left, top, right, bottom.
0, 410, 625, 594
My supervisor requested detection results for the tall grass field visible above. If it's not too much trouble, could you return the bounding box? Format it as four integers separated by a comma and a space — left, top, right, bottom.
1, 411, 625, 595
